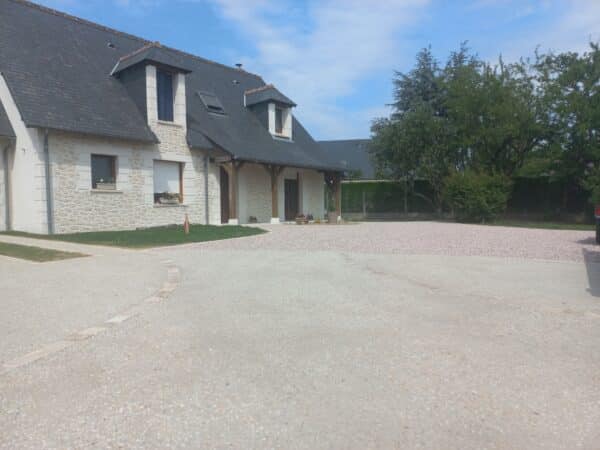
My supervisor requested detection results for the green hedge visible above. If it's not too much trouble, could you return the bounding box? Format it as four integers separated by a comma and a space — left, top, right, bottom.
342, 177, 593, 221
444, 172, 512, 223
342, 181, 435, 213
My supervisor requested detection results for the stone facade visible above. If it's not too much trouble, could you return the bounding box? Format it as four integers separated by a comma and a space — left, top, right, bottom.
1, 64, 328, 233
50, 130, 219, 233
47, 64, 221, 233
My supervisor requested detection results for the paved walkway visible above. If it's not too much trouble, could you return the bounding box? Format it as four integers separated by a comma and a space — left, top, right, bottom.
0, 235, 170, 363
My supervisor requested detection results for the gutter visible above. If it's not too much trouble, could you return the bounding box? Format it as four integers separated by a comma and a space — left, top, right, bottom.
43, 129, 54, 234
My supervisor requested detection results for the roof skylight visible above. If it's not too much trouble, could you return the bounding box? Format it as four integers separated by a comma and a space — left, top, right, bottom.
197, 91, 226, 115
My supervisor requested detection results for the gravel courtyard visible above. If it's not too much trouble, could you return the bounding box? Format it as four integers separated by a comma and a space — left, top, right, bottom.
1, 222, 599, 449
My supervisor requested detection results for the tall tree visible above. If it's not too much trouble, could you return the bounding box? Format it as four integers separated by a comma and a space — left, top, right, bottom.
534, 43, 600, 206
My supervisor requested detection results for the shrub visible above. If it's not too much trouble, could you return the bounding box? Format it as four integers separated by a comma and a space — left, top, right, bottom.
444, 171, 512, 223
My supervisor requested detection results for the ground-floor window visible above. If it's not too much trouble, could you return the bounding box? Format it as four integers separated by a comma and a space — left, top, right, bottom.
153, 160, 183, 204
91, 154, 117, 190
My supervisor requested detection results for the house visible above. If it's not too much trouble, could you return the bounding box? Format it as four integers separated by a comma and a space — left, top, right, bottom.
0, 0, 343, 234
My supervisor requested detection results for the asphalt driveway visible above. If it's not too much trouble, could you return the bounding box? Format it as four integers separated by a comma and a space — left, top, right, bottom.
1, 222, 599, 449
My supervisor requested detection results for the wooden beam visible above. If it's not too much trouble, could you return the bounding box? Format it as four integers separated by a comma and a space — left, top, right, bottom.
261, 163, 285, 221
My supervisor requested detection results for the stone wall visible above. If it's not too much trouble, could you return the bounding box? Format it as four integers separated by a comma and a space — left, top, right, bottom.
50, 130, 218, 233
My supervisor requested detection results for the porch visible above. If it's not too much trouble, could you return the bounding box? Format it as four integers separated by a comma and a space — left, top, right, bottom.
218, 160, 342, 225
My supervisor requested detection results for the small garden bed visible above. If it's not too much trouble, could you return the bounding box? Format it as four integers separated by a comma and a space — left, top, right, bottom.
4, 224, 267, 249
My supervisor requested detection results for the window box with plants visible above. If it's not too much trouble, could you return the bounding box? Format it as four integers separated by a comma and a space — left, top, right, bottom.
154, 192, 182, 205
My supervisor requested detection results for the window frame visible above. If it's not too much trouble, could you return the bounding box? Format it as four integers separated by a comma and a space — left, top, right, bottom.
197, 91, 226, 115
153, 160, 184, 205
275, 106, 284, 135
91, 154, 117, 190
156, 69, 175, 122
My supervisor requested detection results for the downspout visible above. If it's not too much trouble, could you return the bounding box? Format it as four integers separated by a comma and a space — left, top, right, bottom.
43, 129, 54, 234
204, 154, 209, 225
2, 142, 11, 231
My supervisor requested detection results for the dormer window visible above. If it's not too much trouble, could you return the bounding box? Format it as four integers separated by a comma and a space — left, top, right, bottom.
275, 107, 284, 135
270, 103, 291, 139
157, 69, 174, 122
244, 84, 296, 140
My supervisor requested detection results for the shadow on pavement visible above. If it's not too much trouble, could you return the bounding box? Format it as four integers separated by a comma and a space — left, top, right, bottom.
578, 237, 597, 245
583, 248, 600, 297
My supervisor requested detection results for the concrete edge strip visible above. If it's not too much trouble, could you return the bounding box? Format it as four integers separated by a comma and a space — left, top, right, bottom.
0, 263, 181, 376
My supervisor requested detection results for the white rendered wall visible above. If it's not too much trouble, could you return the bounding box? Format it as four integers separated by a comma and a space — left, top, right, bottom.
233, 164, 325, 224
0, 137, 7, 231
278, 167, 325, 221
0, 74, 48, 234
237, 163, 271, 224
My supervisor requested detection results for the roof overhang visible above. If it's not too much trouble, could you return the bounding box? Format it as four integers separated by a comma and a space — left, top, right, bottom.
244, 84, 296, 108
111, 43, 193, 76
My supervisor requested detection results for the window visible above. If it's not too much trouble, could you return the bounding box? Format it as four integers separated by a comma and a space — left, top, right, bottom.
275, 107, 284, 135
197, 91, 226, 115
157, 69, 174, 122
91, 154, 116, 190
153, 160, 183, 204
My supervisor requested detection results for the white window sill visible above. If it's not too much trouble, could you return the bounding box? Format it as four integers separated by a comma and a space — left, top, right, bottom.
153, 203, 188, 208
91, 189, 123, 194
272, 134, 293, 142
155, 120, 183, 128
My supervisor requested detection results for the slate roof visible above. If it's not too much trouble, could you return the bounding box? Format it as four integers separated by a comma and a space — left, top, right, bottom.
0, 101, 15, 138
0, 0, 343, 171
318, 139, 377, 179
245, 85, 296, 107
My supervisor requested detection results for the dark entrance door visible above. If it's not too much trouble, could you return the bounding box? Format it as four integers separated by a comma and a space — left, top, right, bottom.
284, 178, 299, 221
220, 167, 229, 224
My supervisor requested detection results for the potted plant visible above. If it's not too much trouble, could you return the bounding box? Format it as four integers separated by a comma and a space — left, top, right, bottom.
295, 214, 308, 225
95, 177, 116, 190
157, 192, 181, 205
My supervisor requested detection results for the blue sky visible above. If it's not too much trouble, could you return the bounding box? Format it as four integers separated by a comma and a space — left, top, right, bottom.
38, 0, 600, 140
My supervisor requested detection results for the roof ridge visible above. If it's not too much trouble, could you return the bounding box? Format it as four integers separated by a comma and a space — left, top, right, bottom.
8, 0, 264, 80
244, 84, 276, 95
118, 42, 160, 62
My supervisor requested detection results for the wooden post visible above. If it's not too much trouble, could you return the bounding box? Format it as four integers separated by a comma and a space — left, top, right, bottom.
263, 164, 284, 223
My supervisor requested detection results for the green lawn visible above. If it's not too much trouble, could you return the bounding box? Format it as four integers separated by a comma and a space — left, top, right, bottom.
4, 224, 267, 249
489, 219, 596, 231
0, 242, 87, 262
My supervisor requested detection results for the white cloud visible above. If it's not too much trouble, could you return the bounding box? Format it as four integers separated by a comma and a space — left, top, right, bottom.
477, 0, 600, 62
210, 0, 429, 139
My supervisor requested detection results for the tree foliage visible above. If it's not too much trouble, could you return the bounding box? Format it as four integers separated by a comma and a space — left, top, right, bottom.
370, 42, 600, 220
